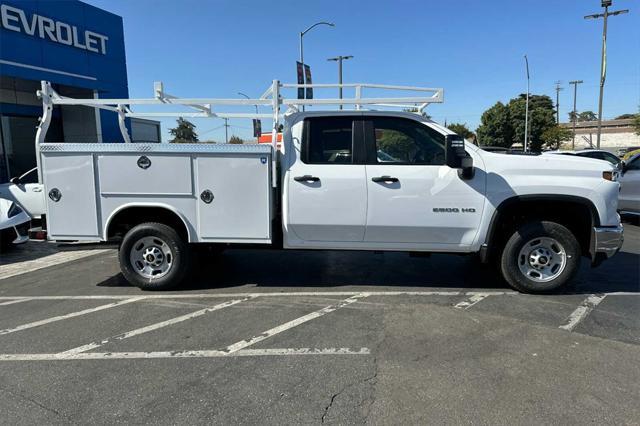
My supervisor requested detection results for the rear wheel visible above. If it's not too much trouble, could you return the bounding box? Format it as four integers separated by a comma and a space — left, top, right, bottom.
119, 222, 190, 290
500, 221, 580, 293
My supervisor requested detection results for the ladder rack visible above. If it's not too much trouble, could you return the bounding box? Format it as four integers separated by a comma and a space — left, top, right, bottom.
34, 79, 443, 182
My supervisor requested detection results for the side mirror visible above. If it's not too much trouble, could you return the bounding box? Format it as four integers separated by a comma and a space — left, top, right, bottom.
446, 134, 474, 179
9, 176, 22, 185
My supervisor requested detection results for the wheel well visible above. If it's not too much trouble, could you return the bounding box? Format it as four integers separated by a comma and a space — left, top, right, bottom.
106, 207, 189, 242
487, 197, 596, 259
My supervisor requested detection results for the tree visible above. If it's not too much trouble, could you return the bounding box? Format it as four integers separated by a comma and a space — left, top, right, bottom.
578, 111, 597, 122
615, 113, 636, 120
476, 102, 513, 147
507, 94, 556, 152
541, 125, 573, 150
633, 112, 640, 136
477, 94, 556, 152
447, 122, 475, 141
568, 111, 577, 122
228, 135, 244, 144
169, 118, 198, 143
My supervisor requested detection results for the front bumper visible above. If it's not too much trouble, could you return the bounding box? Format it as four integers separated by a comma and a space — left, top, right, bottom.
590, 224, 624, 266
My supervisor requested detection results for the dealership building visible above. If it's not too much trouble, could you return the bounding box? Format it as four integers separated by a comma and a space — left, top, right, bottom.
0, 0, 159, 182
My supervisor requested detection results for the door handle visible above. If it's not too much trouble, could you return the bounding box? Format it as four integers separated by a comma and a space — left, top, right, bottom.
294, 175, 320, 182
371, 175, 399, 183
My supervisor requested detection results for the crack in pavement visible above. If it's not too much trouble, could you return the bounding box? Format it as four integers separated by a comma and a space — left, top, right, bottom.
320, 319, 384, 424
1, 385, 70, 421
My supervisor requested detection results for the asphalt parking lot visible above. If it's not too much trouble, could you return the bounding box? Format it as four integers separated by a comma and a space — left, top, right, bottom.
0, 223, 638, 425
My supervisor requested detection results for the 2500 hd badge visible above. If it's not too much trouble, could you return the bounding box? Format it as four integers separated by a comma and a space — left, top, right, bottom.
433, 207, 476, 213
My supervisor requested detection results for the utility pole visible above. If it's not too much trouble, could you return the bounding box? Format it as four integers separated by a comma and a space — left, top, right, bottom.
223, 118, 229, 143
554, 81, 563, 125
569, 80, 584, 149
327, 55, 353, 110
299, 21, 335, 111
584, 1, 629, 149
523, 55, 530, 151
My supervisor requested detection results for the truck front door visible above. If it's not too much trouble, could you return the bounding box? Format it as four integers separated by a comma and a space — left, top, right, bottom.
363, 116, 485, 248
286, 116, 367, 242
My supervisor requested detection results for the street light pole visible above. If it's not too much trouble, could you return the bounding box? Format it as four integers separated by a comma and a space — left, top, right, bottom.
239, 92, 260, 140
585, 1, 629, 149
569, 80, 583, 149
327, 55, 353, 110
523, 54, 530, 152
299, 21, 335, 111
238, 92, 258, 114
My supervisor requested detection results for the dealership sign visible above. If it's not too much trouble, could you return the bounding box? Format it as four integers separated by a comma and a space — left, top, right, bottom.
0, 4, 109, 54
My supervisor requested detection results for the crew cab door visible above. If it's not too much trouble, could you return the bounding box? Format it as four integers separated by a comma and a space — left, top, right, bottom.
286, 116, 367, 242
363, 116, 485, 247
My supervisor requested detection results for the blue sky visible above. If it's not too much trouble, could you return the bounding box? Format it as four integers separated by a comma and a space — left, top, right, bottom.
86, 0, 639, 142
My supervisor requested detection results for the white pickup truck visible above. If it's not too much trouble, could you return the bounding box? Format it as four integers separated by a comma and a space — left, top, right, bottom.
1, 80, 624, 293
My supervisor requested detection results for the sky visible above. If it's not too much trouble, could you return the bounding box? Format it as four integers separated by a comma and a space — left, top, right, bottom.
85, 0, 640, 143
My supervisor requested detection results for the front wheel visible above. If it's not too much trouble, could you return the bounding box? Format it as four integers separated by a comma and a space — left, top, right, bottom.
500, 221, 581, 293
119, 222, 190, 290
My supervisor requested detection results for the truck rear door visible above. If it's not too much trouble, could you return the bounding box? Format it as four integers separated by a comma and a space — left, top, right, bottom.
286, 116, 367, 242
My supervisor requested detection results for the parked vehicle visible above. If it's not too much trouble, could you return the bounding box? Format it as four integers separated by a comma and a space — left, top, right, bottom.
546, 149, 621, 168
619, 153, 640, 216
0, 198, 30, 251
4, 80, 624, 293
617, 146, 640, 158
621, 148, 640, 163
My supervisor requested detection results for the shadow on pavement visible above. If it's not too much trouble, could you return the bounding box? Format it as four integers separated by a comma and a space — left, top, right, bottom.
97, 247, 639, 294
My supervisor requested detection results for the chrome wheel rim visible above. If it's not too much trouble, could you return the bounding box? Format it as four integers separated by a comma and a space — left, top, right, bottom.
517, 237, 567, 283
129, 236, 173, 279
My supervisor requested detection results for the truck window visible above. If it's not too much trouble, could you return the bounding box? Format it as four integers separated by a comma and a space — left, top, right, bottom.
303, 117, 354, 164
369, 117, 445, 165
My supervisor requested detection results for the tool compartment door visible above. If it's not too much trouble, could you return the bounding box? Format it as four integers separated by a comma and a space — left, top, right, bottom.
42, 154, 100, 239
196, 155, 271, 241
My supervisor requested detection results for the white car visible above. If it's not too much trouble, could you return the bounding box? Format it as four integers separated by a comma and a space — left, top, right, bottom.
619, 153, 640, 215
0, 197, 30, 250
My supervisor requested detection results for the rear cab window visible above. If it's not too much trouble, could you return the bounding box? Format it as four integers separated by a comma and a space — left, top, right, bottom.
302, 117, 355, 164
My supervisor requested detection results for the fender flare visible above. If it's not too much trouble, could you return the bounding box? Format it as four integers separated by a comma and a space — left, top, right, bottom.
481, 194, 599, 261
103, 202, 192, 242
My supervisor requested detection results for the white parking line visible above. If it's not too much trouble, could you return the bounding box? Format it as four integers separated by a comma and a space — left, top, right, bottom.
224, 293, 369, 354
559, 294, 607, 332
60, 297, 251, 355
0, 297, 146, 336
0, 298, 32, 306
454, 294, 490, 310
0, 347, 371, 361
0, 291, 520, 301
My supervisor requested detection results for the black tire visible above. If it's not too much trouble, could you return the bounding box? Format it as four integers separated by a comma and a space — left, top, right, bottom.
500, 221, 581, 294
119, 222, 190, 291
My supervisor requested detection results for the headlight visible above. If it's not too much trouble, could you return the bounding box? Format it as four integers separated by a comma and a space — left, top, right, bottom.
602, 171, 618, 182
7, 202, 23, 218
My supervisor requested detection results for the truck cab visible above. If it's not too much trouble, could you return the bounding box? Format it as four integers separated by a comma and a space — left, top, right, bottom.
282, 111, 485, 252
